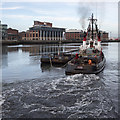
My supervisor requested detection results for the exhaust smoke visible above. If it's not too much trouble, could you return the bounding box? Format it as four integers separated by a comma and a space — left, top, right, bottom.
78, 2, 106, 30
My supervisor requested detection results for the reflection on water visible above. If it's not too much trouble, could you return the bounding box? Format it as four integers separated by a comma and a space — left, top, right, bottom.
2, 44, 67, 83
41, 63, 51, 72
2, 42, 119, 119
2, 46, 8, 68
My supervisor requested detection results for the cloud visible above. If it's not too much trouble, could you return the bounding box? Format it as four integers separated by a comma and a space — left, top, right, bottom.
0, 6, 23, 10
2, 14, 33, 19
2, 14, 79, 30
31, 9, 74, 17
2, 14, 78, 22
32, 9, 51, 15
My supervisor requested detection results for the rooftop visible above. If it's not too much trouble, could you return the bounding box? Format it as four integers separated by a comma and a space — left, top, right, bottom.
66, 29, 83, 33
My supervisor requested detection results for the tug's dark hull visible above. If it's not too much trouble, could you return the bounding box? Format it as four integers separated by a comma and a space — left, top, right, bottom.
65, 55, 106, 75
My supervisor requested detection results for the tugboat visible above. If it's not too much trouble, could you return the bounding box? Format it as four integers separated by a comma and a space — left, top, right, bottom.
65, 14, 106, 75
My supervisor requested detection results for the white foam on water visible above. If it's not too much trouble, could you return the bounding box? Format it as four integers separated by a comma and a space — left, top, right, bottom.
45, 74, 101, 100
0, 94, 5, 107
23, 103, 40, 109
29, 108, 40, 113
54, 67, 62, 70
2, 73, 117, 118
43, 74, 117, 118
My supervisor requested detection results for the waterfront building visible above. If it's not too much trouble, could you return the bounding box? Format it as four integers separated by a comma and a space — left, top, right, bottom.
7, 28, 19, 40
21, 21, 65, 41
0, 21, 8, 40
65, 29, 109, 41
65, 29, 84, 41
100, 31, 109, 41
18, 31, 25, 40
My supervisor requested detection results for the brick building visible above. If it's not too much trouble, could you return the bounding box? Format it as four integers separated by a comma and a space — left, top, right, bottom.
65, 29, 109, 41
65, 29, 84, 41
7, 28, 19, 40
21, 21, 65, 41
101, 31, 109, 40
18, 31, 26, 40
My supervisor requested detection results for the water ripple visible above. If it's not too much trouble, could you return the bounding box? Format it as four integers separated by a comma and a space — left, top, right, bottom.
2, 74, 118, 118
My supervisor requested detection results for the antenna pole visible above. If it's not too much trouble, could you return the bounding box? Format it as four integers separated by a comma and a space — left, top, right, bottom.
96, 2, 97, 19
92, 13, 94, 40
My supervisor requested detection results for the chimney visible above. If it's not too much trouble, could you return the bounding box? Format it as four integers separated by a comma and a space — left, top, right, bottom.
98, 31, 101, 47
83, 31, 87, 48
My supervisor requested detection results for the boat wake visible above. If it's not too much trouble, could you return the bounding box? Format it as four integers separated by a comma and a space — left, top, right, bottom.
2, 74, 118, 118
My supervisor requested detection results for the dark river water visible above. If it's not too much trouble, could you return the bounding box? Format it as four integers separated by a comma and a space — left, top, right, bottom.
1, 42, 119, 119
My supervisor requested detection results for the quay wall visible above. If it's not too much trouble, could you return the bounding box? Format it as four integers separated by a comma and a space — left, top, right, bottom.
1, 39, 120, 46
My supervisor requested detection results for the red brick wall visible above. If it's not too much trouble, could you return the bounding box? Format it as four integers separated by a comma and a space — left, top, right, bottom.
46, 22, 52, 27
102, 33, 108, 39
18, 32, 25, 40
7, 28, 18, 34
65, 32, 84, 40
34, 21, 44, 26
34, 21, 52, 27
7, 28, 19, 40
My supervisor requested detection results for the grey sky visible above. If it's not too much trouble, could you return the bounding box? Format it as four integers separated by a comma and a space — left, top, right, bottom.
1, 0, 118, 37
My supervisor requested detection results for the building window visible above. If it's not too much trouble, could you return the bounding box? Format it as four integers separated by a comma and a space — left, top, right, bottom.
54, 31, 56, 37
42, 31, 43, 37
48, 31, 49, 37
50, 31, 52, 37
36, 34, 38, 37
58, 32, 60, 37
47, 31, 49, 37
52, 31, 54, 37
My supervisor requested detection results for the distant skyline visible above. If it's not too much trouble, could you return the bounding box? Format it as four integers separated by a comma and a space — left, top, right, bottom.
1, 1, 118, 37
